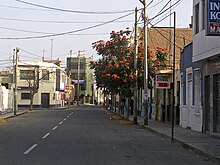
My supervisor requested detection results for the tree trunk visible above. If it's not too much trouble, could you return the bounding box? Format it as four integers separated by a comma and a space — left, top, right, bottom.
30, 94, 34, 111
125, 97, 130, 120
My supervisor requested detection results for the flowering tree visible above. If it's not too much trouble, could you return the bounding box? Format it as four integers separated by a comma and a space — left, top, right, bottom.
90, 28, 167, 115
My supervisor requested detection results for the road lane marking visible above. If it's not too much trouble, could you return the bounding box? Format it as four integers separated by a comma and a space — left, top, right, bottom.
52, 126, 58, 130
24, 144, 38, 155
59, 121, 63, 125
64, 118, 67, 121
67, 116, 70, 118
42, 133, 50, 139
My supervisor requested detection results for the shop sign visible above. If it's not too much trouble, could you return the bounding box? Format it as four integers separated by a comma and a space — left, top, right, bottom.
155, 75, 170, 89
207, 0, 220, 35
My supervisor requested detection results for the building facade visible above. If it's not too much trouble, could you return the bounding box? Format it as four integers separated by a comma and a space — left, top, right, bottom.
17, 61, 66, 109
66, 56, 94, 104
180, 43, 203, 132
192, 0, 220, 134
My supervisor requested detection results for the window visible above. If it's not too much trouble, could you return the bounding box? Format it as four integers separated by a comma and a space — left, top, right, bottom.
42, 69, 49, 80
195, 4, 199, 34
187, 73, 192, 81
21, 93, 31, 99
20, 70, 35, 80
202, 0, 205, 30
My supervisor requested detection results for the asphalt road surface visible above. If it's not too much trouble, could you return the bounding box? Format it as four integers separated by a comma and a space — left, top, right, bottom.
0, 105, 217, 165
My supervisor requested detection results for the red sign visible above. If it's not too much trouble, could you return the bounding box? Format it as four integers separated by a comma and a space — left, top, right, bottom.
65, 86, 73, 90
156, 75, 170, 89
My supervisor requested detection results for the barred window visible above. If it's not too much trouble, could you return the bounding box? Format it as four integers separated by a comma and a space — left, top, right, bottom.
21, 93, 31, 99
20, 70, 35, 80
42, 69, 49, 80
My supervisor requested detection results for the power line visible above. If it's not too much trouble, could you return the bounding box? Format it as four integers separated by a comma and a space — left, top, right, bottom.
148, 0, 182, 22
19, 48, 42, 58
150, 0, 183, 25
0, 26, 111, 36
0, 17, 133, 24
14, 0, 134, 14
0, 11, 134, 40
0, 4, 51, 11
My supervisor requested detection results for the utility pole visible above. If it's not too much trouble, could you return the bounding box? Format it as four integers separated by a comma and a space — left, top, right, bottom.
171, 12, 176, 141
77, 51, 81, 106
13, 48, 19, 116
133, 7, 138, 124
68, 71, 71, 107
50, 39, 53, 60
140, 0, 148, 125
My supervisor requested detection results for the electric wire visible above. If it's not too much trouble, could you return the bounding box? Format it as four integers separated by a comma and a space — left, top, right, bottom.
0, 11, 135, 40
0, 17, 133, 24
14, 0, 134, 14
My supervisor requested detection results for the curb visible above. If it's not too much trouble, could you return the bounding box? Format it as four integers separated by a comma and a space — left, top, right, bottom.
3, 111, 28, 120
141, 124, 220, 164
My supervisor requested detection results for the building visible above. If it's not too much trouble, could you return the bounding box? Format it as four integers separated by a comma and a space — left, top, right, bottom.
66, 55, 94, 104
180, 43, 203, 132
0, 71, 13, 113
137, 27, 193, 122
17, 61, 67, 109
181, 0, 220, 135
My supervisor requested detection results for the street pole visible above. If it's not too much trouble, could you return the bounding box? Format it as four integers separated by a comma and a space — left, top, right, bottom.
68, 71, 71, 107
171, 12, 176, 141
50, 39, 53, 60
77, 51, 80, 106
133, 7, 138, 124
13, 48, 18, 116
140, 0, 148, 125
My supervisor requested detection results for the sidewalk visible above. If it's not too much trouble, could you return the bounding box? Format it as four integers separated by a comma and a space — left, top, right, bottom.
0, 105, 73, 120
0, 110, 27, 120
129, 115, 220, 164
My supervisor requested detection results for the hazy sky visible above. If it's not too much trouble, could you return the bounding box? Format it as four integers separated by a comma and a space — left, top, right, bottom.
0, 0, 192, 70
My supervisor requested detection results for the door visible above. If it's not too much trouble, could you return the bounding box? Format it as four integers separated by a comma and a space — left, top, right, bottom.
187, 80, 192, 128
213, 74, 220, 133
204, 76, 210, 133
41, 93, 50, 108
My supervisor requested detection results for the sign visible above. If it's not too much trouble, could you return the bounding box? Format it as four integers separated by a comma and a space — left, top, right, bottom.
73, 80, 86, 84
207, 0, 220, 35
155, 75, 170, 89
65, 86, 73, 90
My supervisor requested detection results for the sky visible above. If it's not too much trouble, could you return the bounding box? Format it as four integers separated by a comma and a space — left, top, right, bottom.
0, 0, 192, 70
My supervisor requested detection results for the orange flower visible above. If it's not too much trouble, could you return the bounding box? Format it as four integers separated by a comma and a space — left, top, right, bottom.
157, 61, 161, 66
119, 60, 124, 64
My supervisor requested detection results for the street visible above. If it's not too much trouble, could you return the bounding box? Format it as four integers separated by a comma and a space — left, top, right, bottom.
0, 105, 217, 165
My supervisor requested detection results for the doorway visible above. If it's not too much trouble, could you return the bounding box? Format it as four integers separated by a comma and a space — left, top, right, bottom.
41, 93, 50, 108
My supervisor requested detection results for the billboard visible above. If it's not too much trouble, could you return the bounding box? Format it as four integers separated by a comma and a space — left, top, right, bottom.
207, 0, 220, 35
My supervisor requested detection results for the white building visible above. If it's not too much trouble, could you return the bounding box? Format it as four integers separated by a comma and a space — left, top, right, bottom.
17, 61, 67, 109
185, 0, 220, 134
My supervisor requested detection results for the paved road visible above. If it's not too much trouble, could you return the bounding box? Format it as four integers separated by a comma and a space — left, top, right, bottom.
0, 105, 217, 165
